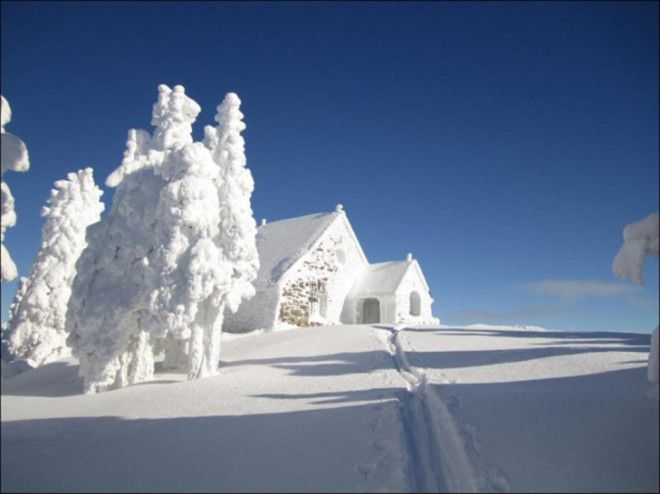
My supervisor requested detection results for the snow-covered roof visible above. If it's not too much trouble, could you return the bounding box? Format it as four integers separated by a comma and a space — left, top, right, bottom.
254, 211, 341, 290
349, 261, 412, 297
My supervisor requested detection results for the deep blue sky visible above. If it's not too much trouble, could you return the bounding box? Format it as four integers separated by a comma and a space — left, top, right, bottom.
1, 1, 658, 332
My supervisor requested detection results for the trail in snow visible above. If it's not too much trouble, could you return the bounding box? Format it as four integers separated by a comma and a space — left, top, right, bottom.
374, 325, 479, 493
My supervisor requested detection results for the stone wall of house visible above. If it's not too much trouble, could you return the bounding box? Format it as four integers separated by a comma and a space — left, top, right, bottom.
278, 215, 367, 327
278, 234, 341, 327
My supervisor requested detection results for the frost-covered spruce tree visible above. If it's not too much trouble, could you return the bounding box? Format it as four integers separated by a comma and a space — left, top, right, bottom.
68, 85, 258, 392
4, 168, 104, 367
67, 85, 203, 392
200, 92, 259, 376
1, 95, 30, 282
147, 91, 258, 380
66, 120, 168, 394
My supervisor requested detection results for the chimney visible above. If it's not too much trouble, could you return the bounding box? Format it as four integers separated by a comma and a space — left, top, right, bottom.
335, 203, 344, 213
261, 218, 267, 226
406, 253, 413, 262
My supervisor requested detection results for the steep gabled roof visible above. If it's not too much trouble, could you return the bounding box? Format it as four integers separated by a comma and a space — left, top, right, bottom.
402, 260, 431, 294
349, 261, 411, 297
349, 259, 430, 298
254, 211, 341, 290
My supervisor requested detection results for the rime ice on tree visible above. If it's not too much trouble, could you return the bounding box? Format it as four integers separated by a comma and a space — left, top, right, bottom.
67, 85, 258, 393
147, 91, 259, 379
4, 169, 104, 367
1, 95, 30, 282
612, 212, 659, 386
612, 212, 659, 285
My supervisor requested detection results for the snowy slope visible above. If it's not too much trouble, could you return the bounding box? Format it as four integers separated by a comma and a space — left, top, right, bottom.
1, 325, 410, 493
402, 325, 659, 492
2, 324, 658, 492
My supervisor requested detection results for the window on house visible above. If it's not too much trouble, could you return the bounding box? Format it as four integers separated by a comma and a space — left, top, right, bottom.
409, 291, 421, 316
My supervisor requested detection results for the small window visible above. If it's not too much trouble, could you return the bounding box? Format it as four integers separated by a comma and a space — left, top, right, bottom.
409, 291, 421, 317
309, 295, 320, 320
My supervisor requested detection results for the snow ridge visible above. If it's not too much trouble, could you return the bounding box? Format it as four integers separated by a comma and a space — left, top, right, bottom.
375, 326, 479, 493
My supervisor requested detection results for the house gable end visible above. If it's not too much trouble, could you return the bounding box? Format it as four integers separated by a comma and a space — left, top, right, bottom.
277, 212, 369, 326
394, 260, 430, 296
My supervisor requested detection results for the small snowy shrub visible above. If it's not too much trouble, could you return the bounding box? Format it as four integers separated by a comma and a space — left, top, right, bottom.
67, 85, 258, 392
4, 168, 104, 367
1, 95, 30, 282
612, 212, 659, 386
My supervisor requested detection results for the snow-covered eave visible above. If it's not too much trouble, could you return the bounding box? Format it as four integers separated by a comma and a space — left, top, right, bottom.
276, 211, 369, 291
394, 260, 431, 297
348, 264, 407, 299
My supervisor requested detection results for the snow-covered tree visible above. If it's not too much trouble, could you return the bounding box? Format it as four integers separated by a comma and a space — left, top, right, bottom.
147, 92, 259, 379
203, 93, 259, 375
612, 212, 659, 385
68, 84, 258, 392
4, 168, 104, 367
66, 133, 166, 393
1, 95, 30, 282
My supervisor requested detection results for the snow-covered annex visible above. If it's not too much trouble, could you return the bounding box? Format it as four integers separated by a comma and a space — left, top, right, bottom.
225, 204, 438, 332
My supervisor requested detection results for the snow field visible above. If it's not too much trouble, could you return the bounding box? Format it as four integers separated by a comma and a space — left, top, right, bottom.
404, 325, 659, 492
2, 325, 411, 492
1, 324, 657, 492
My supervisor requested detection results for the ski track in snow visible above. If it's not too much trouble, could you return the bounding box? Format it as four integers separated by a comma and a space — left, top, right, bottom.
374, 325, 480, 493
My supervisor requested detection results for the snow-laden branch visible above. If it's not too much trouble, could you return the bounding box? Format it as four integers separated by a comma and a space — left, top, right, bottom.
1, 95, 30, 282
612, 212, 659, 285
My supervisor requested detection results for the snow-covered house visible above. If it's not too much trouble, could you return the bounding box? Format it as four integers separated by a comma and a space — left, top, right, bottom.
224, 205, 437, 332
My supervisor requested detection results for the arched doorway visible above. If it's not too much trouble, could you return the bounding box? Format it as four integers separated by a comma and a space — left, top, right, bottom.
362, 298, 380, 324
409, 291, 421, 316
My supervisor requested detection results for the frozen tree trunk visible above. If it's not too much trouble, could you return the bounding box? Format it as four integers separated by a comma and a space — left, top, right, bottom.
116, 331, 155, 388
160, 334, 189, 371
188, 301, 224, 379
648, 327, 659, 384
